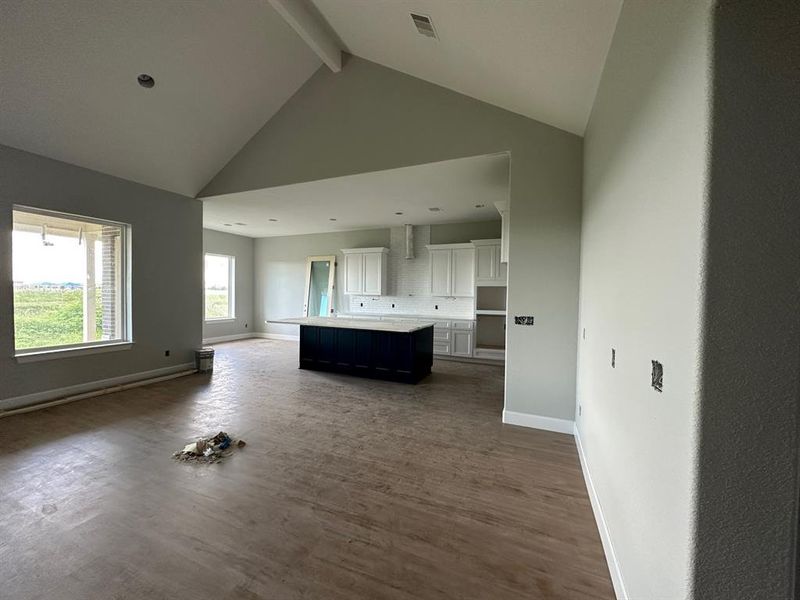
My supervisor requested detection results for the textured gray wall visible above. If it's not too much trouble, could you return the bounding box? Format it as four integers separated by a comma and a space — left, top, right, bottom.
203, 56, 583, 422
693, 1, 800, 597
576, 1, 713, 597
254, 228, 390, 337
202, 228, 254, 341
0, 145, 202, 403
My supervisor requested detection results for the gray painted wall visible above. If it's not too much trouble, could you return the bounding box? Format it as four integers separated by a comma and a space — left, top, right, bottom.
576, 0, 799, 597
576, 1, 713, 597
0, 145, 202, 404
693, 1, 799, 596
202, 228, 254, 341
203, 56, 583, 423
255, 228, 389, 337
429, 220, 500, 245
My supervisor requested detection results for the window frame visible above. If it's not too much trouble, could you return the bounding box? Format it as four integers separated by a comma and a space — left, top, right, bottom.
12, 205, 133, 360
203, 252, 236, 322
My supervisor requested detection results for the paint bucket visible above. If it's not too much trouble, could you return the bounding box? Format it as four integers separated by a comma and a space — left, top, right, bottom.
195, 347, 215, 373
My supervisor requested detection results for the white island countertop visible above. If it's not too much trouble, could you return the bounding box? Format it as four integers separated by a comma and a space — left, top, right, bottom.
273, 316, 435, 333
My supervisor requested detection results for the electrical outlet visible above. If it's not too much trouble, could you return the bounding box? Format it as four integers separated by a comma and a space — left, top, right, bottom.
435, 304, 439, 310
164, 350, 170, 357
391, 303, 395, 308
651, 360, 663, 392
611, 348, 616, 368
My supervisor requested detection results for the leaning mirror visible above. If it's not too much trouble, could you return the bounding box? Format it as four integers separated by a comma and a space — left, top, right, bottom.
303, 255, 336, 317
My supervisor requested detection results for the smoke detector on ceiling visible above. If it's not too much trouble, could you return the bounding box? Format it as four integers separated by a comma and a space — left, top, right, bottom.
410, 13, 438, 39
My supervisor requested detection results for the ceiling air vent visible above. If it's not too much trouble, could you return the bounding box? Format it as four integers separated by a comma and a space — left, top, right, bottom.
411, 13, 437, 39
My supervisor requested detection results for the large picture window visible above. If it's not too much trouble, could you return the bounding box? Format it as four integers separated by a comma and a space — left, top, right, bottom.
204, 253, 235, 320
12, 207, 131, 355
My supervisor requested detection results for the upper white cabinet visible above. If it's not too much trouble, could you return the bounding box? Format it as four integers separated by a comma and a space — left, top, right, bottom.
472, 239, 507, 286
494, 200, 509, 264
426, 243, 475, 297
341, 247, 388, 295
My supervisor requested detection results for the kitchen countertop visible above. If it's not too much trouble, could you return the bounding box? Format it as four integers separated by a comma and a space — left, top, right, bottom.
338, 313, 474, 321
273, 316, 436, 333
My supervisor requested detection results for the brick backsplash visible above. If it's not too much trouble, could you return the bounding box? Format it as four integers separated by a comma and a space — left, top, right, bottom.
346, 225, 475, 319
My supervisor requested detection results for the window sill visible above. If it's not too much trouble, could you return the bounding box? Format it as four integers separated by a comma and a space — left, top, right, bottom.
205, 318, 236, 323
15, 342, 133, 364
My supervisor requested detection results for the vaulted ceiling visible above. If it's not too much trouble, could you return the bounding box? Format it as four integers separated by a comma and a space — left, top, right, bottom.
0, 0, 321, 197
0, 0, 621, 198
311, 0, 622, 136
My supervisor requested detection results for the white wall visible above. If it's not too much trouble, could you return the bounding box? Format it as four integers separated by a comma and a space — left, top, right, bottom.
202, 228, 254, 341
575, 1, 713, 598
0, 145, 202, 407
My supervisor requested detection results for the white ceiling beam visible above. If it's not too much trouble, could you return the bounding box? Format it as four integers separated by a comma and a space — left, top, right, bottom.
267, 0, 342, 73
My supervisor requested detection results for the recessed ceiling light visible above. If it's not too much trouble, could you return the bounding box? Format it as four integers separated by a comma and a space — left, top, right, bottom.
475, 204, 485, 208
428, 207, 441, 212
395, 212, 404, 215
268, 218, 278, 222
234, 222, 247, 226
329, 218, 337, 221
223, 223, 232, 227
137, 73, 155, 88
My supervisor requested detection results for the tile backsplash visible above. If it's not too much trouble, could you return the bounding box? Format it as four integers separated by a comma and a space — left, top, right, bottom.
346, 225, 475, 319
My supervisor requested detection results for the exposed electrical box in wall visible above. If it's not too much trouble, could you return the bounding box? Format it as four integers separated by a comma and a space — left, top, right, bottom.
651, 360, 663, 392
514, 316, 534, 326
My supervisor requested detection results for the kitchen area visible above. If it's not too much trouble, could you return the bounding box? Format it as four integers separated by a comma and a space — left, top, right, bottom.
271, 202, 509, 382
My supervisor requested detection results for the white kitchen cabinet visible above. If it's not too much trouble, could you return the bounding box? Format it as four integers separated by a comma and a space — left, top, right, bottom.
429, 248, 452, 297
341, 248, 388, 295
472, 239, 507, 286
426, 243, 475, 297
451, 330, 473, 357
432, 319, 474, 358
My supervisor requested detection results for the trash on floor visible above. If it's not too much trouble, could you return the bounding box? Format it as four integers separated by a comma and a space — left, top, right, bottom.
173, 431, 245, 463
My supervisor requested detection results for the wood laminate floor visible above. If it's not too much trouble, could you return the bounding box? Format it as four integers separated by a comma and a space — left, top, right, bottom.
0, 339, 613, 600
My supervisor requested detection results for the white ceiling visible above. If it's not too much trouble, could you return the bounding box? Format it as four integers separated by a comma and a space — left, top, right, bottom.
311, 0, 622, 135
0, 0, 321, 197
202, 153, 509, 238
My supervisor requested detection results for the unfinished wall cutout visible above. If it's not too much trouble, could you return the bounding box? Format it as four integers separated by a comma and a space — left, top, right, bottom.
651, 360, 663, 392
514, 316, 534, 326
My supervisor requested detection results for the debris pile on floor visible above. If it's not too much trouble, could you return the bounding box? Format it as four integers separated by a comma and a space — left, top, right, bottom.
173, 431, 246, 463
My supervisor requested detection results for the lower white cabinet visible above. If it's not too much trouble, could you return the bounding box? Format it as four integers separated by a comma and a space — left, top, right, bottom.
451, 330, 473, 357
433, 320, 473, 358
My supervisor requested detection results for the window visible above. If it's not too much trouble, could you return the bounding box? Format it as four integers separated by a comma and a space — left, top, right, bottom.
204, 253, 235, 320
12, 207, 131, 355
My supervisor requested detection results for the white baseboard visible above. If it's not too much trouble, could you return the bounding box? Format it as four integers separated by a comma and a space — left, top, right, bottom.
502, 410, 574, 434
574, 425, 627, 600
203, 333, 254, 344
254, 332, 300, 341
0, 363, 195, 415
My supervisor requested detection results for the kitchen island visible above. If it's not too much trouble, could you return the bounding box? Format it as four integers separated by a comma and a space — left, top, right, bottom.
273, 317, 434, 383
